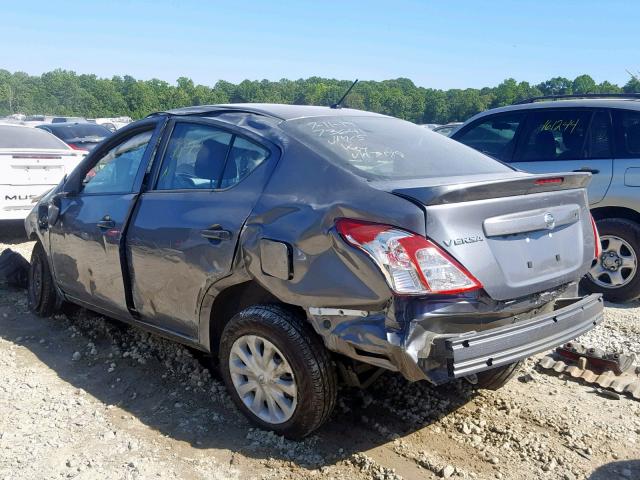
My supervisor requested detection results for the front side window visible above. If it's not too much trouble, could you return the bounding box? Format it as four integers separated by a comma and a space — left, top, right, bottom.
515, 110, 592, 162
284, 116, 511, 180
82, 130, 152, 194
613, 110, 640, 157
454, 113, 524, 161
156, 123, 269, 190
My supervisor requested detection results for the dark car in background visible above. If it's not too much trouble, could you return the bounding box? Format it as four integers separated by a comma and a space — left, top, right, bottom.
433, 122, 463, 137
37, 122, 112, 152
25, 104, 602, 438
452, 94, 640, 302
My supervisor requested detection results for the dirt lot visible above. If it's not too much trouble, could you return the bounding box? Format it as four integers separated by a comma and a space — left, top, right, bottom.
1, 223, 639, 480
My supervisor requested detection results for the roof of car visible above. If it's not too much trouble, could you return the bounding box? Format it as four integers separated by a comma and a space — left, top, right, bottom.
153, 103, 389, 121
39, 122, 110, 130
468, 98, 640, 121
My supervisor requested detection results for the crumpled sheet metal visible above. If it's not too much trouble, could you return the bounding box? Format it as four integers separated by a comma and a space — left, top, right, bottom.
539, 355, 640, 400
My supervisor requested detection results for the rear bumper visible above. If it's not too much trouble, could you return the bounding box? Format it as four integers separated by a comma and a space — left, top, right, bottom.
309, 292, 604, 384
444, 294, 604, 378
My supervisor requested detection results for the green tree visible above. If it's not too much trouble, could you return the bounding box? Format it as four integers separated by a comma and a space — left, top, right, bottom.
0, 69, 629, 123
572, 74, 597, 94
537, 77, 573, 95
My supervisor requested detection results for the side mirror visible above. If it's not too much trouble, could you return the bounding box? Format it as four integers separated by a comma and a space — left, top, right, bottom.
47, 202, 61, 227
46, 192, 69, 227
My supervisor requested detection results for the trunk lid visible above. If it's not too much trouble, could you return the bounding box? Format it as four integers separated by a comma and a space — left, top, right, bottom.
0, 148, 85, 185
375, 172, 595, 301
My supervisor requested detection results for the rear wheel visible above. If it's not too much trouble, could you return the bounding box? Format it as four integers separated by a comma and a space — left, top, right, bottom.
219, 305, 337, 439
474, 362, 522, 390
583, 218, 640, 303
28, 242, 59, 317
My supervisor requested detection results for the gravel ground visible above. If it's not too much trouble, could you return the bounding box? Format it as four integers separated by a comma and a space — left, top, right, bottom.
1, 223, 639, 480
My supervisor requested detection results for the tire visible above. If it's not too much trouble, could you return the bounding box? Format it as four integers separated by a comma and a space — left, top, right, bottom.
474, 361, 522, 390
219, 304, 337, 439
582, 218, 640, 303
28, 242, 59, 317
0, 249, 30, 288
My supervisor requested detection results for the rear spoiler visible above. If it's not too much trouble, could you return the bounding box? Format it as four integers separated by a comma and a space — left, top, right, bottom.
391, 172, 591, 206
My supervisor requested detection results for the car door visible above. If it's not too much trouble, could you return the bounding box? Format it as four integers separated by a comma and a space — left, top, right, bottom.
510, 109, 614, 204
126, 119, 279, 337
49, 120, 163, 316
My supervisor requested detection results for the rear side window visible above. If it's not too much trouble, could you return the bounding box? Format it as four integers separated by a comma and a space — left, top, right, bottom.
613, 110, 640, 158
156, 122, 269, 190
156, 123, 233, 190
454, 113, 524, 161
586, 111, 612, 159
284, 116, 511, 180
221, 137, 269, 189
0, 126, 69, 149
515, 110, 592, 162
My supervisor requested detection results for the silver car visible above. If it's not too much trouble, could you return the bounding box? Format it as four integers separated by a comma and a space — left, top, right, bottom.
25, 104, 602, 438
453, 94, 640, 302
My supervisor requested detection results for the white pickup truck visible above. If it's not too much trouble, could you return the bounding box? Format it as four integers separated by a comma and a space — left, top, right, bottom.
0, 124, 85, 220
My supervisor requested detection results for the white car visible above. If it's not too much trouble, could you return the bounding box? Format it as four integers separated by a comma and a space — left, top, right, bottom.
0, 124, 85, 220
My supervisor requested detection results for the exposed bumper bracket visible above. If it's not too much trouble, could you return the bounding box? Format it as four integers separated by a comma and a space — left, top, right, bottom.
445, 294, 604, 377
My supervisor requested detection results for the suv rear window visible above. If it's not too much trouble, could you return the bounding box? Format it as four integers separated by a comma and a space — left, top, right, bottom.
0, 125, 69, 149
284, 116, 510, 180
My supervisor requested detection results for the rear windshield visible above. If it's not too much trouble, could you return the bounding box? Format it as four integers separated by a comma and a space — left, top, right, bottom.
43, 123, 110, 141
0, 125, 69, 149
283, 116, 511, 180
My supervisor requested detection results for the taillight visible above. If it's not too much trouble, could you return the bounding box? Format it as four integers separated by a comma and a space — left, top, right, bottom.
336, 218, 482, 295
590, 215, 601, 260
67, 143, 89, 153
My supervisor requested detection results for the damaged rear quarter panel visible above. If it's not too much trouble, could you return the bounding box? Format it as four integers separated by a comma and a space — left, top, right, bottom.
239, 137, 427, 309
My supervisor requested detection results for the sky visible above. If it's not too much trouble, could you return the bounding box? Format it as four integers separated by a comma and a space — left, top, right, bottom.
1, 0, 638, 90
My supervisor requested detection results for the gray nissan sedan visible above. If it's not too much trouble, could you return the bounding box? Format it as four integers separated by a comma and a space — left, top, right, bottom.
25, 104, 603, 438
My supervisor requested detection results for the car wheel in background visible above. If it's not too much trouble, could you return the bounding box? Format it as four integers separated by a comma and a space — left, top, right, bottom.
219, 304, 337, 439
583, 218, 640, 303
28, 242, 59, 317
0, 249, 30, 288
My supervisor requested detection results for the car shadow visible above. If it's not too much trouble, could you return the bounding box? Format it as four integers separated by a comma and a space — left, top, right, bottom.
0, 220, 28, 243
588, 460, 640, 479
0, 284, 476, 469
603, 299, 640, 310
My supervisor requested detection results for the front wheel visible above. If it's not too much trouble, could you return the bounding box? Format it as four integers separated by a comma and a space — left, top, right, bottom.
219, 305, 337, 439
582, 218, 640, 303
28, 242, 59, 317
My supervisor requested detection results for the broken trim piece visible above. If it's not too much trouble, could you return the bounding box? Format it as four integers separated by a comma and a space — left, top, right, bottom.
308, 307, 368, 317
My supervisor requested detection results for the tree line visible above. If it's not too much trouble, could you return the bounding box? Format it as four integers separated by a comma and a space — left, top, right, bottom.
1, 69, 639, 124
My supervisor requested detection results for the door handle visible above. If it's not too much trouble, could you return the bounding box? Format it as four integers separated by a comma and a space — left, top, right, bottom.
572, 167, 600, 174
200, 225, 231, 241
97, 215, 115, 230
